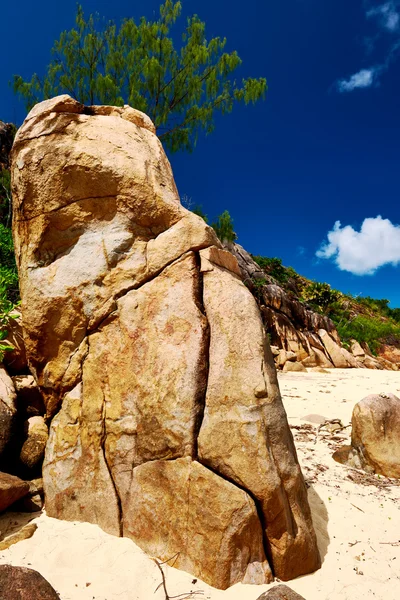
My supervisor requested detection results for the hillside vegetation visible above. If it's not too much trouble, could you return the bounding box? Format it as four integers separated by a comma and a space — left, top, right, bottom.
252, 255, 400, 355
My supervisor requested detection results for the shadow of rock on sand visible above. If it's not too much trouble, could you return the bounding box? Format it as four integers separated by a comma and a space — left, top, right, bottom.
307, 485, 329, 564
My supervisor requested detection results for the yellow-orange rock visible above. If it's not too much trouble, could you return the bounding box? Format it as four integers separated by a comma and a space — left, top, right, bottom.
123, 457, 272, 589
351, 393, 400, 478
13, 96, 320, 589
198, 249, 320, 580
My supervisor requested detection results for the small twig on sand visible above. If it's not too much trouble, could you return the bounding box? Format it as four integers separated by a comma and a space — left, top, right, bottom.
379, 541, 400, 546
350, 503, 365, 513
348, 540, 361, 547
153, 555, 204, 600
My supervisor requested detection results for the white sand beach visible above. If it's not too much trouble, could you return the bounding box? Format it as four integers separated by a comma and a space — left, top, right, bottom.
1, 368, 399, 600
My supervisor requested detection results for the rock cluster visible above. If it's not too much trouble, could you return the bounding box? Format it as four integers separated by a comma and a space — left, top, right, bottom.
229, 244, 398, 372
11, 95, 320, 589
0, 344, 46, 516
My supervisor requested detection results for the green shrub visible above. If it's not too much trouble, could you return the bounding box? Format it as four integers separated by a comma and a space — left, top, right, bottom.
336, 316, 400, 355
301, 281, 342, 313
0, 224, 19, 360
192, 205, 208, 223
211, 210, 237, 243
252, 256, 289, 283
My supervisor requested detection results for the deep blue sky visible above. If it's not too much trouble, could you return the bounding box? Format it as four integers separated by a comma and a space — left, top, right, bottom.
2, 1, 400, 305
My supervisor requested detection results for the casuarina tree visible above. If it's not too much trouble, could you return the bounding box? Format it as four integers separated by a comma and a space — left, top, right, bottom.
13, 1, 267, 152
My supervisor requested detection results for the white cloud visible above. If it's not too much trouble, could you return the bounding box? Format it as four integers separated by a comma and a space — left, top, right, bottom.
337, 68, 377, 92
316, 216, 400, 275
335, 2, 400, 92
367, 2, 400, 31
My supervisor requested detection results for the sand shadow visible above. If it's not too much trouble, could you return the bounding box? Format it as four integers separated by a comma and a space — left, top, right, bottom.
307, 484, 330, 564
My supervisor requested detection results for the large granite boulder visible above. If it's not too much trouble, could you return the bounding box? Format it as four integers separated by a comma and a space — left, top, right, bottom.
11, 95, 320, 589
351, 393, 400, 478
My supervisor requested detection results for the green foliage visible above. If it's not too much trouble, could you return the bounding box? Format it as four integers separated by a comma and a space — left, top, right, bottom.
211, 210, 237, 243
252, 256, 290, 284
192, 205, 208, 223
251, 277, 267, 301
336, 316, 400, 355
0, 170, 12, 227
301, 281, 341, 313
13, 2, 267, 153
0, 223, 19, 359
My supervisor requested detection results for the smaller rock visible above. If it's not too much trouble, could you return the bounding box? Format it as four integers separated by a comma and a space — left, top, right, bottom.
256, 584, 306, 599
318, 329, 348, 368
0, 522, 37, 551
0, 472, 29, 512
351, 393, 400, 478
301, 353, 318, 368
12, 375, 45, 417
278, 350, 297, 367
283, 361, 306, 372
340, 347, 364, 369
350, 339, 365, 358
362, 356, 383, 370
20, 417, 48, 469
0, 565, 59, 599
270, 345, 280, 357
332, 445, 363, 470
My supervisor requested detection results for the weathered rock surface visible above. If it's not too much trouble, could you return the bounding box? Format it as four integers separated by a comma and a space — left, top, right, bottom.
0, 471, 29, 511
256, 584, 306, 599
282, 361, 307, 372
351, 339, 365, 358
13, 95, 320, 588
318, 329, 349, 368
0, 365, 17, 457
0, 565, 59, 599
124, 457, 272, 588
351, 393, 400, 478
20, 416, 48, 469
197, 254, 320, 580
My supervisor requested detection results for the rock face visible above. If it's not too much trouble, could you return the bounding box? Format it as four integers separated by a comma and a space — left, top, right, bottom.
19, 416, 48, 469
0, 471, 29, 511
0, 365, 17, 458
228, 244, 398, 371
351, 393, 400, 478
12, 95, 320, 588
0, 565, 59, 600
